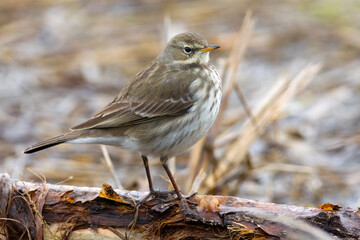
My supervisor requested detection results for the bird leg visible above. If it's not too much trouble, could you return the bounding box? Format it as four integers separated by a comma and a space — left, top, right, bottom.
135, 155, 177, 208
160, 158, 182, 199
135, 155, 197, 209
142, 155, 154, 193
160, 156, 198, 206
131, 155, 169, 229
130, 155, 197, 229
134, 155, 155, 208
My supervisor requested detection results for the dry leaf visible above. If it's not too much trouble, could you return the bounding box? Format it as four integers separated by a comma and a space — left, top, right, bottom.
316, 203, 342, 211
98, 183, 128, 204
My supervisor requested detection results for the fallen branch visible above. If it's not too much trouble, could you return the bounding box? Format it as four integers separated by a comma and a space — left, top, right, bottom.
0, 173, 359, 240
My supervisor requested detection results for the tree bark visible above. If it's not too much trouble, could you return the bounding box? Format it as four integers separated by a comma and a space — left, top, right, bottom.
0, 173, 359, 240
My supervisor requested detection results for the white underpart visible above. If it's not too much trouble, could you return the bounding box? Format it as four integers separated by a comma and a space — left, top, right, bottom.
145, 65, 222, 157
69, 136, 138, 150
199, 52, 209, 63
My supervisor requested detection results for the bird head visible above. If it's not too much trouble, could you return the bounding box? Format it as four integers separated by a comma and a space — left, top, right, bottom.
159, 32, 220, 65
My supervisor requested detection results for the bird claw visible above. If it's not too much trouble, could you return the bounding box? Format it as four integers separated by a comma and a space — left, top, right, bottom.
130, 189, 175, 229
184, 198, 198, 207
151, 191, 198, 207
135, 190, 198, 208
129, 191, 198, 229
134, 189, 177, 209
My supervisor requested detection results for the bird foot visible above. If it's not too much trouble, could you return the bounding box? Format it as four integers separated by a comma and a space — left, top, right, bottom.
135, 190, 198, 208
130, 189, 177, 229
152, 191, 198, 206
129, 191, 198, 230
134, 189, 177, 209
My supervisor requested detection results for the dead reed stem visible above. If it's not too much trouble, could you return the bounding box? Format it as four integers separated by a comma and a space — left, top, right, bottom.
203, 64, 322, 192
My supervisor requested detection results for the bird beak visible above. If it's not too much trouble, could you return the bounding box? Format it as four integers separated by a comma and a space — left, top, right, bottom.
199, 45, 220, 53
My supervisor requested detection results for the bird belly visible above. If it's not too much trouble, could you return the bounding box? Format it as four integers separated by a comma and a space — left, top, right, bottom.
141, 86, 221, 157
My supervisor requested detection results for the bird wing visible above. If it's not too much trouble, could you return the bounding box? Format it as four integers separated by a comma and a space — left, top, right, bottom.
71, 61, 197, 131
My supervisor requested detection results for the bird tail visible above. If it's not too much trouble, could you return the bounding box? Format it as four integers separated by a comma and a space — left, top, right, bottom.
24, 131, 82, 154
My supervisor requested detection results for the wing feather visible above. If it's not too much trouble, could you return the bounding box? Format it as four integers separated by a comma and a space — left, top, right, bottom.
71, 60, 197, 131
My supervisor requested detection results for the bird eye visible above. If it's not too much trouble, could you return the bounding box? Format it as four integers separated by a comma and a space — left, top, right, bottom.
183, 46, 192, 54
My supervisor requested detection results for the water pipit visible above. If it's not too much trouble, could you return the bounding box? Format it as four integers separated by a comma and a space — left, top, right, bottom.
24, 32, 222, 203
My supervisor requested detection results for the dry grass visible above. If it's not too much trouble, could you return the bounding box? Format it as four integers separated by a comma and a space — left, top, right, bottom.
101, 145, 123, 190
202, 64, 322, 194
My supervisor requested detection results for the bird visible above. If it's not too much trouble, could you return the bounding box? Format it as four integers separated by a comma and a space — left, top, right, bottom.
24, 32, 222, 203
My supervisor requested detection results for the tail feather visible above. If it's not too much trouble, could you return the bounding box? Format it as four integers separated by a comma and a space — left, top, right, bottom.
24, 132, 82, 154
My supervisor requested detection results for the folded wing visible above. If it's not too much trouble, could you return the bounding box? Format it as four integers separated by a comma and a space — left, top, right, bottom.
71, 61, 197, 131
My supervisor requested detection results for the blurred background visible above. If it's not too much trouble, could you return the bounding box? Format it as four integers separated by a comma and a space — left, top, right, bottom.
1, 0, 359, 209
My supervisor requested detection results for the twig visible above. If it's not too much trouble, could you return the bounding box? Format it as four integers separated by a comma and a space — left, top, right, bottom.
186, 136, 207, 193
189, 168, 206, 195
101, 145, 123, 190
234, 81, 259, 132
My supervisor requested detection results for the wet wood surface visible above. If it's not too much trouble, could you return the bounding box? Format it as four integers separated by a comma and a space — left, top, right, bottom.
1, 173, 359, 240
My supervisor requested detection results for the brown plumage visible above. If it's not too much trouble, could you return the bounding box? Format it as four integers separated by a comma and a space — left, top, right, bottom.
70, 61, 197, 130
24, 32, 222, 202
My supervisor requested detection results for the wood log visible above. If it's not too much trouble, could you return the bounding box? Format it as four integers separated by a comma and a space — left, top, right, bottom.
0, 173, 359, 239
